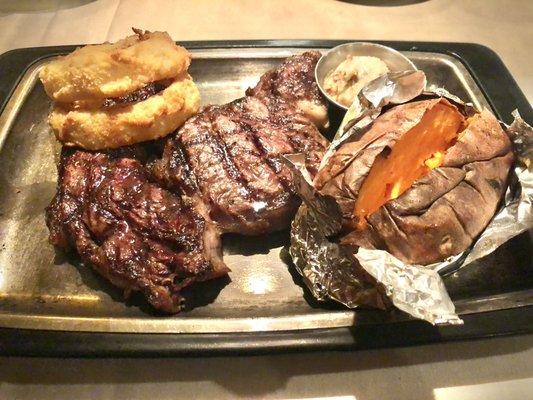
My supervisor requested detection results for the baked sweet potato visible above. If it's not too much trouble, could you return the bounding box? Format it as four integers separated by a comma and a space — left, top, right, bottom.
314, 98, 514, 265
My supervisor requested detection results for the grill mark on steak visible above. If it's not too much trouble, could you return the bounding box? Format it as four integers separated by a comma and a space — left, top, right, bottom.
153, 136, 199, 197
155, 51, 329, 235
167, 113, 254, 231
214, 109, 290, 204
244, 123, 294, 194
205, 111, 253, 200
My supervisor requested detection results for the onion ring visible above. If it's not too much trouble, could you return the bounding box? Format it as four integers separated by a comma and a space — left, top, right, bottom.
49, 75, 200, 150
39, 30, 191, 105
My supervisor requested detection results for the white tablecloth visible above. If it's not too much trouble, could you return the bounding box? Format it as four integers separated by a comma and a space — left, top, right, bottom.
0, 1, 532, 399
1, 0, 531, 102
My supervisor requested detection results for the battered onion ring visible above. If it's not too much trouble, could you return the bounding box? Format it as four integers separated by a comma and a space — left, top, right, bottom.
49, 76, 200, 150
39, 30, 191, 104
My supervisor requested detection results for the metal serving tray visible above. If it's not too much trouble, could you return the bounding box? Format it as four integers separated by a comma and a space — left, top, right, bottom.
0, 41, 531, 356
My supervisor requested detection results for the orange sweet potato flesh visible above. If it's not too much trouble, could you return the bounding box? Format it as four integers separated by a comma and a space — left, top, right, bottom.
353, 102, 465, 225
314, 98, 513, 265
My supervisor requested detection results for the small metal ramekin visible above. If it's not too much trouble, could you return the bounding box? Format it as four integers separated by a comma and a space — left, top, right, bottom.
315, 42, 417, 110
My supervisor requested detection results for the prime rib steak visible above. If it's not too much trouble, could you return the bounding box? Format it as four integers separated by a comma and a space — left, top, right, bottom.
153, 51, 329, 235
46, 51, 329, 312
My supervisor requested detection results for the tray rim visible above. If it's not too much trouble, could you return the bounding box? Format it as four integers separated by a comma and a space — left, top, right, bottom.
0, 47, 499, 332
1, 307, 532, 357
0, 46, 521, 333
0, 40, 531, 356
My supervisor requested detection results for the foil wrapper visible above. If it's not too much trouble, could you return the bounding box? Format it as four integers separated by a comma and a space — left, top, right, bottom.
335, 70, 427, 139
286, 154, 389, 310
286, 73, 533, 325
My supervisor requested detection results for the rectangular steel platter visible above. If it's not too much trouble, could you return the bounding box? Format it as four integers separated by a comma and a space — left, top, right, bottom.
0, 43, 531, 352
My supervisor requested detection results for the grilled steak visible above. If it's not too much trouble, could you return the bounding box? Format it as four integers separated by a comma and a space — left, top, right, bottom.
154, 51, 329, 235
46, 51, 329, 312
246, 51, 329, 130
46, 148, 227, 313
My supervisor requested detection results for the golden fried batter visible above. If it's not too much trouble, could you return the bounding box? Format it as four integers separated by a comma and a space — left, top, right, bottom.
40, 29, 201, 149
49, 76, 200, 150
39, 30, 191, 105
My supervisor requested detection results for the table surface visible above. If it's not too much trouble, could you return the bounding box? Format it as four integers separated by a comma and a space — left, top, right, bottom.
0, 0, 532, 399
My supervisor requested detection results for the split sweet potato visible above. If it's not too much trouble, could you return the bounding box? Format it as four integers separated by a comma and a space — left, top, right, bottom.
314, 98, 513, 265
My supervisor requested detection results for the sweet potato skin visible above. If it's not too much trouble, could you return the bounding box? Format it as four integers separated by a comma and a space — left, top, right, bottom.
315, 99, 513, 265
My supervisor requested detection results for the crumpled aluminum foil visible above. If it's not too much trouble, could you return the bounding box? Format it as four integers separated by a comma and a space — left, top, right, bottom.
285, 71, 533, 325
